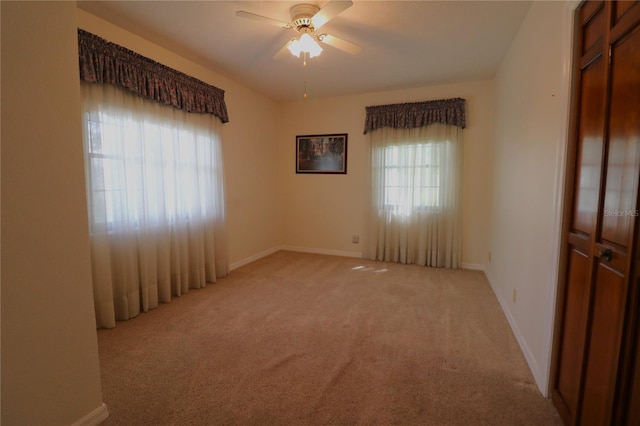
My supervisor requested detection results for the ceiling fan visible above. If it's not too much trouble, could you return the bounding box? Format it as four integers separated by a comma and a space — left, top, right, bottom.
235, 0, 362, 59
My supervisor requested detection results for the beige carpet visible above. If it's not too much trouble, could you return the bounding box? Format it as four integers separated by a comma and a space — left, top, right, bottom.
97, 251, 562, 425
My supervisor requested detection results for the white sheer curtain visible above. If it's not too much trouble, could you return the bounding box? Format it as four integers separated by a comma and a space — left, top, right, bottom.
364, 123, 462, 268
81, 82, 228, 328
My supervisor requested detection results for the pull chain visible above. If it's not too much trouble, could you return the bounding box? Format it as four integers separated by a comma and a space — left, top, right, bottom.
303, 51, 308, 100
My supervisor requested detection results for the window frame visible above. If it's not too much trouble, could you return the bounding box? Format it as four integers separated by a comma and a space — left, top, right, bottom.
381, 142, 444, 212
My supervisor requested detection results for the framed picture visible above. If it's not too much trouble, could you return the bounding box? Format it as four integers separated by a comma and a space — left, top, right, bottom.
296, 133, 348, 174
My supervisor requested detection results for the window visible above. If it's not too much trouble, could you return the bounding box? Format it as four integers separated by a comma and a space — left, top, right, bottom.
82, 82, 228, 328
85, 108, 221, 232
383, 143, 442, 210
363, 99, 464, 268
365, 124, 462, 268
78, 29, 230, 328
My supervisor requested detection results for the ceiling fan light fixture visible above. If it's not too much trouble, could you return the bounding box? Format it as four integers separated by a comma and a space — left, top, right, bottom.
287, 33, 323, 58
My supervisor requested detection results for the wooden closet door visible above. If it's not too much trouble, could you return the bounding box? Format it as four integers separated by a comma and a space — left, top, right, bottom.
627, 313, 640, 425
552, 1, 640, 425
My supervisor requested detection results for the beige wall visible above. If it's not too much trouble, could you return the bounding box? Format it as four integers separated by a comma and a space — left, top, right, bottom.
1, 2, 105, 424
487, 1, 573, 395
278, 81, 495, 267
77, 10, 496, 270
77, 10, 283, 267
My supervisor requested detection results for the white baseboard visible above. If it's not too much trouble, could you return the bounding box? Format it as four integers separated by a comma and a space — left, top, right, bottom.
230, 245, 363, 271
71, 403, 109, 426
232, 246, 484, 271
484, 269, 547, 395
280, 245, 363, 259
461, 262, 485, 271
229, 246, 281, 271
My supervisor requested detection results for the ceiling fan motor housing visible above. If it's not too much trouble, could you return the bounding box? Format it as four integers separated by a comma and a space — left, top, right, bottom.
290, 4, 320, 32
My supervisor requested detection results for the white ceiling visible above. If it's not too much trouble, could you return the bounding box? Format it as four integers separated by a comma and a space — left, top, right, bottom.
77, 1, 532, 102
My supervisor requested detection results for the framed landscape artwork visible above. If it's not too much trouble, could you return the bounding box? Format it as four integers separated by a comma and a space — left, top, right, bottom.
295, 133, 348, 174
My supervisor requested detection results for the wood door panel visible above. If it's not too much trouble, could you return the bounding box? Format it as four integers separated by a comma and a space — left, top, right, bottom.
552, 0, 640, 426
627, 276, 640, 425
581, 1, 604, 28
615, 1, 637, 23
580, 265, 627, 424
601, 26, 640, 247
583, 4, 606, 54
611, 3, 640, 43
554, 2, 640, 425
572, 58, 606, 236
555, 248, 591, 419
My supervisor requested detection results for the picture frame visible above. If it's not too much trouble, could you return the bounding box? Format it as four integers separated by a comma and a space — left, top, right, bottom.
296, 133, 348, 174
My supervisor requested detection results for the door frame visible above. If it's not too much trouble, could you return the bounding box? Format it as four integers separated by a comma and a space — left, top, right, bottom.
544, 0, 581, 398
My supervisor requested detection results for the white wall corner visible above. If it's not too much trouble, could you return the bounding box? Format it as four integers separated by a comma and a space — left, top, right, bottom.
484, 269, 548, 395
70, 403, 109, 426
229, 246, 282, 271
540, 0, 581, 398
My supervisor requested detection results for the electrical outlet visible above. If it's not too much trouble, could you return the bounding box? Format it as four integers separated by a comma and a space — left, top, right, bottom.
352, 234, 359, 244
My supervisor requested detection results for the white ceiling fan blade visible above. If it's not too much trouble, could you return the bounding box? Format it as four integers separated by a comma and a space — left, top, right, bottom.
312, 0, 353, 29
273, 40, 295, 60
319, 34, 361, 55
235, 10, 291, 29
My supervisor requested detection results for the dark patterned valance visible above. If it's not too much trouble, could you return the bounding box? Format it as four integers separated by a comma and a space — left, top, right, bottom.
364, 97, 465, 134
78, 29, 229, 123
